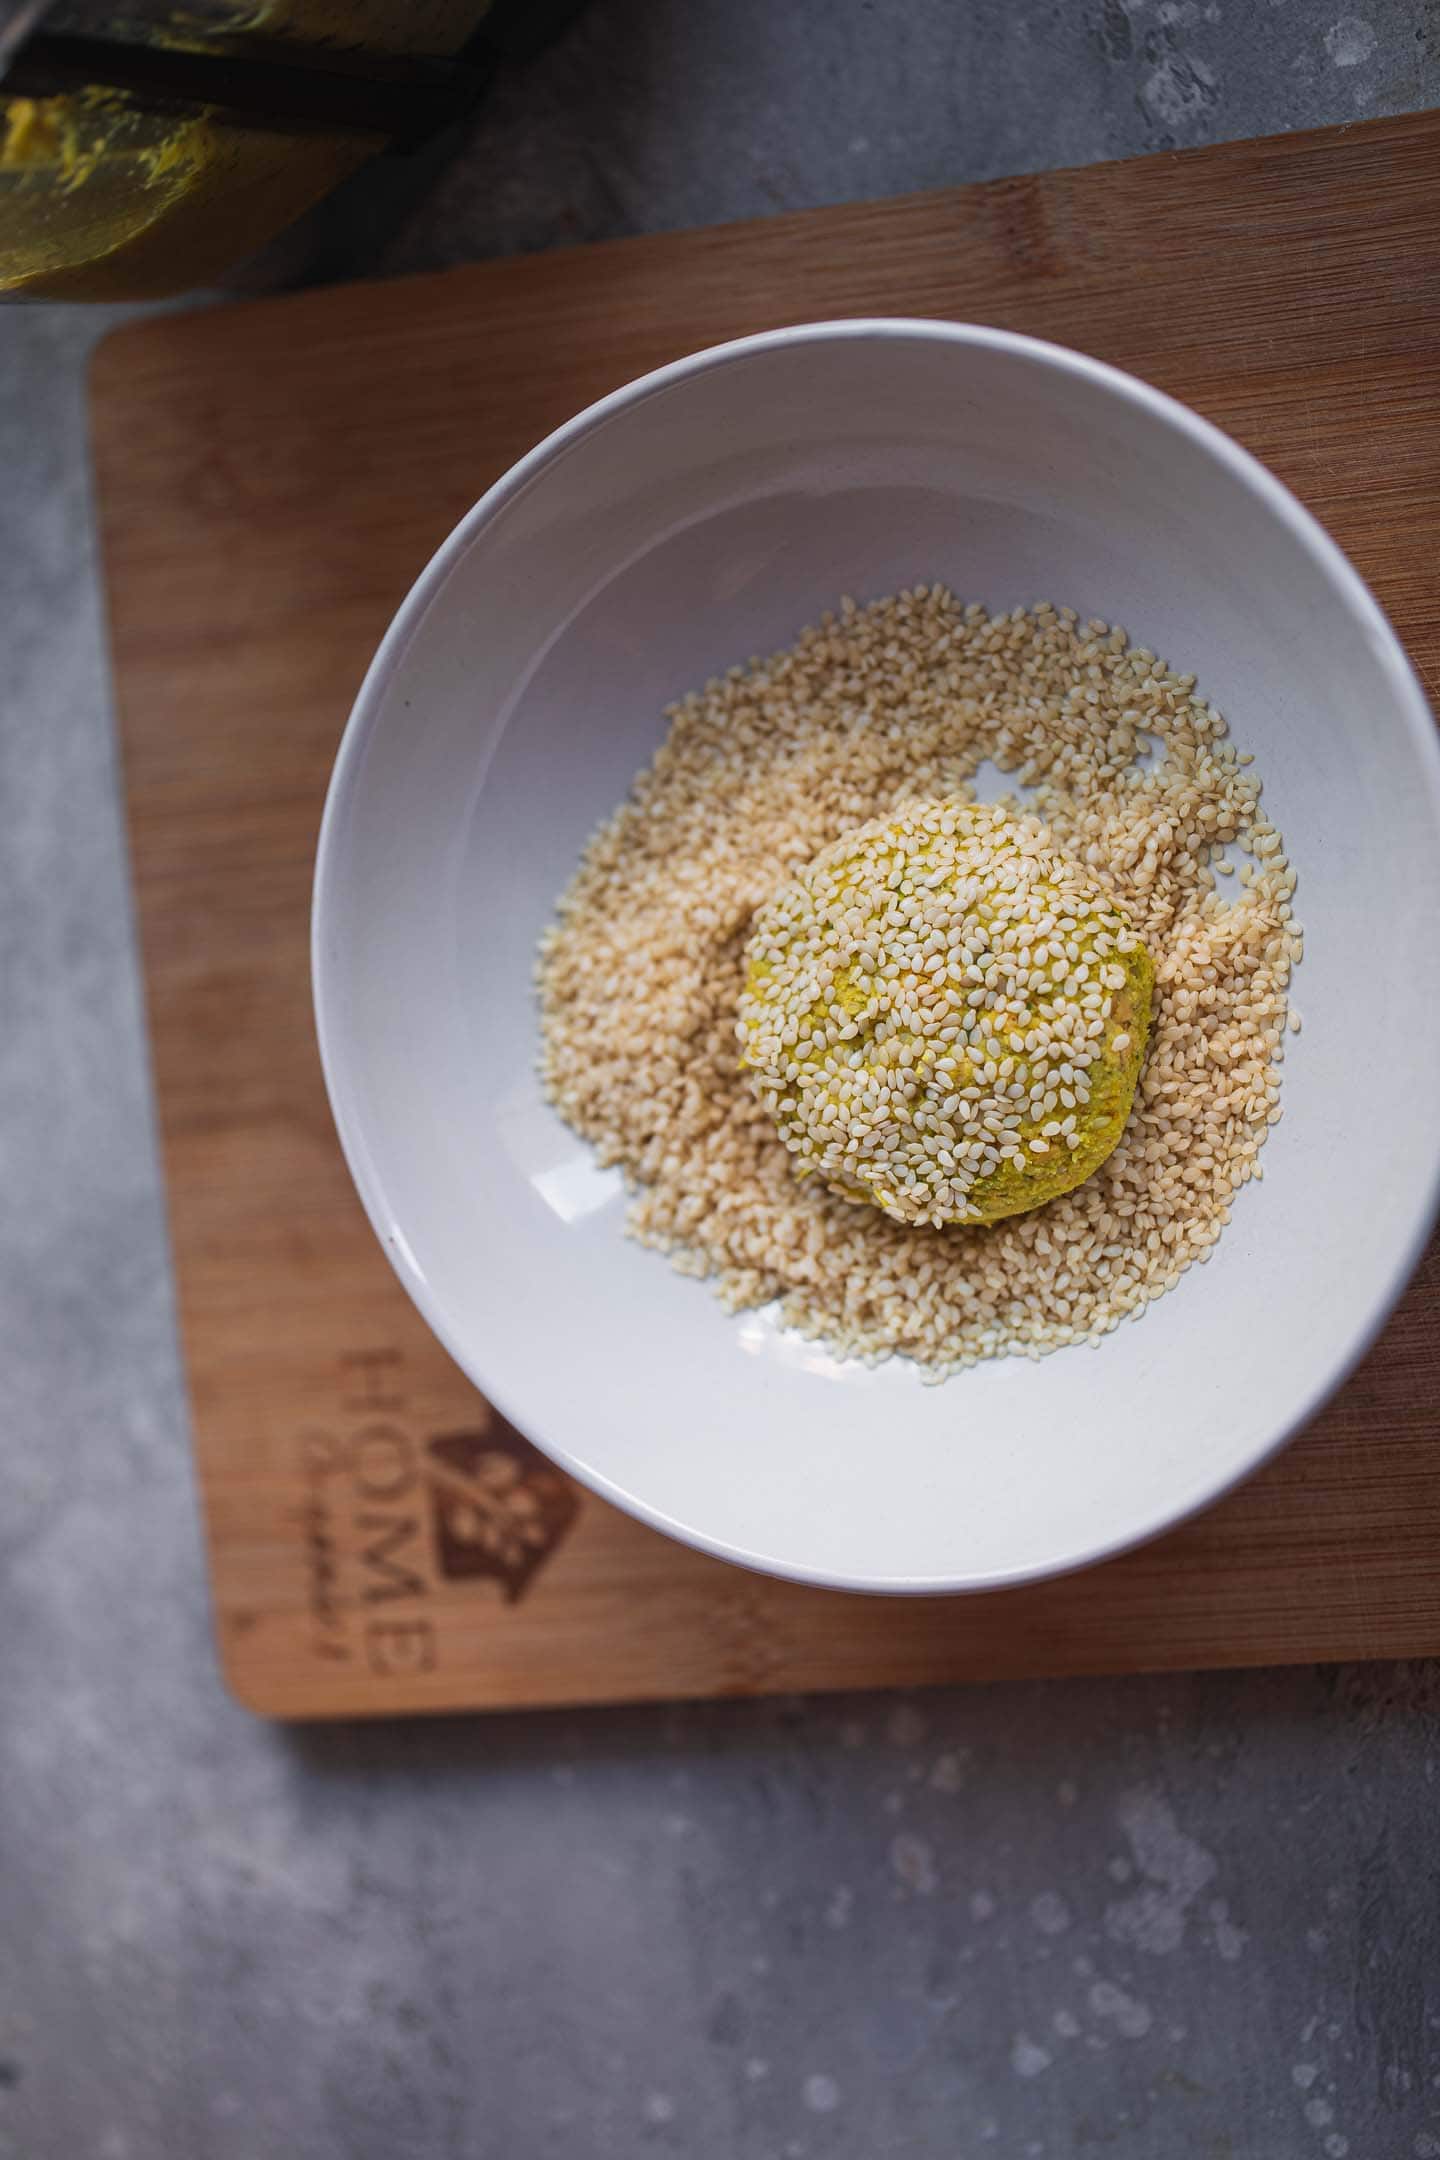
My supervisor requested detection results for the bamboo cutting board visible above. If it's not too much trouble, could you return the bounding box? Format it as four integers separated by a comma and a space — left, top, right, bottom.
94, 112, 1440, 1720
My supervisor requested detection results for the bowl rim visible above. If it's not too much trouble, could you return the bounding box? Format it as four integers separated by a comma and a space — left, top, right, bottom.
313, 316, 1440, 1596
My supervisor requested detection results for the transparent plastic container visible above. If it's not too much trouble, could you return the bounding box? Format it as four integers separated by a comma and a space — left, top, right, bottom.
1, 0, 489, 298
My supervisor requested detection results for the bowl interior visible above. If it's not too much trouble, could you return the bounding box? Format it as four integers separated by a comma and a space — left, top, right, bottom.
315, 325, 1440, 1590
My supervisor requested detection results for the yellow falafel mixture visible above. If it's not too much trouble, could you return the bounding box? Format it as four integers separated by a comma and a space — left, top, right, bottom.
739, 800, 1153, 1227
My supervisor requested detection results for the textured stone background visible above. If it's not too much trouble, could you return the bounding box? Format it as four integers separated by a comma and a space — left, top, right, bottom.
2, 3, 1438, 2154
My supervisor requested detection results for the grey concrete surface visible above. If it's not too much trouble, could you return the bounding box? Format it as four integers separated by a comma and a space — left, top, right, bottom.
3, 4, 1439, 2156
270, 0, 1437, 283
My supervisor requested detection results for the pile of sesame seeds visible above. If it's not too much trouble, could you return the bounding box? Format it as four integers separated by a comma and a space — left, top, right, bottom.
536, 588, 1300, 1375
738, 799, 1151, 1228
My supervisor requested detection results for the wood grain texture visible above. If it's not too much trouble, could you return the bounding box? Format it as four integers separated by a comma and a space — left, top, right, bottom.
92, 111, 1440, 1720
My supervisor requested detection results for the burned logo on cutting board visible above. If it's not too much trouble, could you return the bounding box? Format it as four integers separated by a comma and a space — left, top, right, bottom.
425, 1421, 579, 1601
289, 1356, 580, 1680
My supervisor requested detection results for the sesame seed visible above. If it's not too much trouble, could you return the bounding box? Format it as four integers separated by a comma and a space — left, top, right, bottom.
537, 588, 1298, 1377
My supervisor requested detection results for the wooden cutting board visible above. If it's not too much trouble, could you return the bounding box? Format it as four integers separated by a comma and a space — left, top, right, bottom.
93, 111, 1440, 1720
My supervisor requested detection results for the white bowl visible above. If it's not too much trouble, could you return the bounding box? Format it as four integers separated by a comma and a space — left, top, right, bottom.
314, 320, 1440, 1594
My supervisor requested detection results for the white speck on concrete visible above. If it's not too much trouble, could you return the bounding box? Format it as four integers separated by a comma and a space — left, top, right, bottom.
1105, 1789, 1217, 1954
882, 1791, 905, 1818
1324, 16, 1377, 66
1305, 2096, 1335, 2128
890, 1832, 938, 1896
643, 2092, 676, 2125
1325, 2138, 1350, 2159
744, 2058, 769, 2083
662, 1812, 691, 1837
750, 1954, 771, 1977
930, 1751, 967, 1793
1030, 1891, 1072, 1936
1053, 2009, 1081, 2039
1108, 1857, 1133, 1883
970, 1890, 997, 1921
1415, 2135, 1440, 2158
803, 2073, 840, 2114
1307, 1928, 1329, 1954
1293, 2063, 1320, 2089
1011, 2034, 1053, 2079
826, 1884, 853, 1930
1209, 1898, 1248, 1961
887, 1704, 928, 1748
1089, 1979, 1153, 2039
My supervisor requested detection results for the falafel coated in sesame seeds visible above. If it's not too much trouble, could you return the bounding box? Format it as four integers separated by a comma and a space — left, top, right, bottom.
738, 800, 1154, 1228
